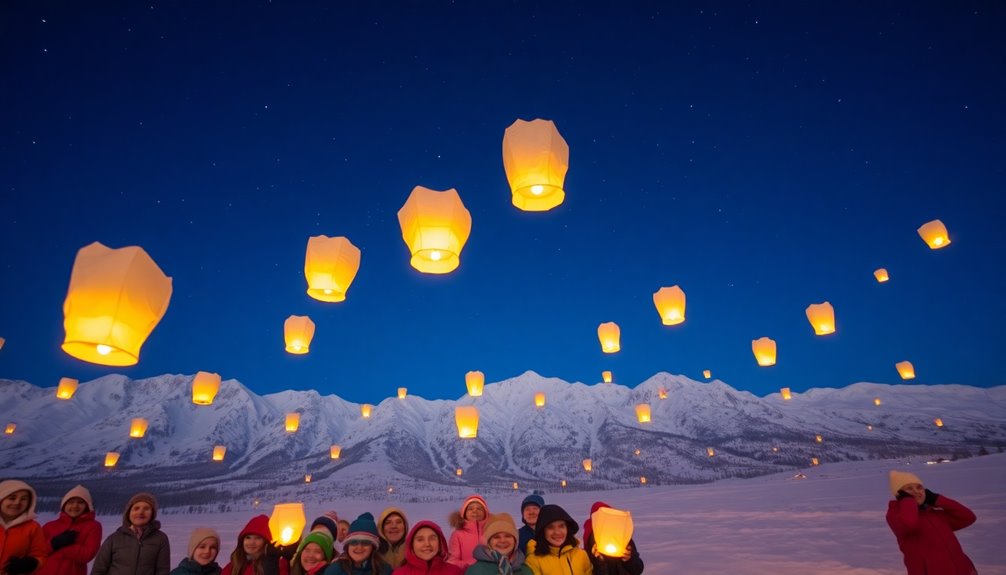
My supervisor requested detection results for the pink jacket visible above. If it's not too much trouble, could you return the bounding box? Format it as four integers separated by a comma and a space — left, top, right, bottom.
446, 496, 489, 569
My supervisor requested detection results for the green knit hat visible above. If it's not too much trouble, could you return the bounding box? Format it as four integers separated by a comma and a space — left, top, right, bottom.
296, 530, 335, 562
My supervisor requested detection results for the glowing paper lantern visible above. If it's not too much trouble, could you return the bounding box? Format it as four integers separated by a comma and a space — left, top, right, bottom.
456, 468, 463, 476
61, 242, 173, 366
815, 434, 823, 443
752, 337, 777, 366
652, 286, 686, 326
639, 477, 647, 485
934, 418, 944, 427
561, 479, 567, 488
658, 388, 668, 400
805, 302, 836, 335
780, 388, 792, 401
867, 424, 873, 431
269, 503, 306, 546
212, 445, 226, 461
284, 315, 315, 354
0, 337, 4, 349
285, 413, 300, 433
597, 322, 621, 353
192, 371, 221, 405
591, 506, 634, 557
633, 449, 641, 456
583, 458, 592, 472
512, 482, 519, 490
361, 404, 373, 418
707, 447, 715, 457
397, 186, 472, 274
502, 118, 569, 211
455, 406, 479, 438
4, 423, 15, 435
896, 361, 916, 380
874, 398, 882, 406
304, 235, 361, 302
534, 392, 546, 408
397, 387, 407, 399
602, 370, 612, 383
104, 452, 120, 467
304, 474, 312, 483
811, 457, 820, 466
918, 219, 951, 249
465, 371, 484, 397
772, 447, 780, 453
330, 445, 341, 459
874, 268, 890, 283
56, 377, 79, 400
129, 418, 148, 438
703, 370, 711, 379
635, 403, 651, 423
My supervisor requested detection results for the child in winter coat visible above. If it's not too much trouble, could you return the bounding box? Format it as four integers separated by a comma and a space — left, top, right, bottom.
91, 492, 171, 575
390, 521, 460, 575
524, 505, 592, 575
38, 485, 102, 575
377, 509, 409, 569
465, 513, 532, 575
582, 503, 642, 575
290, 531, 334, 575
222, 515, 290, 575
886, 470, 978, 575
0, 479, 48, 575
170, 528, 222, 575
516, 496, 543, 557
322, 513, 391, 575
446, 495, 490, 569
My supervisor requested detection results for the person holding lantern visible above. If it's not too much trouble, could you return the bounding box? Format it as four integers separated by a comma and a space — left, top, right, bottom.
465, 513, 532, 575
377, 508, 409, 568
91, 492, 171, 575
516, 495, 543, 556
446, 495, 491, 569
222, 515, 289, 575
390, 521, 460, 575
0, 480, 48, 575
38, 485, 102, 575
524, 504, 592, 575
886, 470, 978, 575
290, 531, 334, 575
582, 503, 642, 575
170, 528, 222, 575
322, 513, 391, 575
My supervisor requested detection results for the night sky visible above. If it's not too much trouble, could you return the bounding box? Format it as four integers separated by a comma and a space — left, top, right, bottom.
2, 2, 1004, 403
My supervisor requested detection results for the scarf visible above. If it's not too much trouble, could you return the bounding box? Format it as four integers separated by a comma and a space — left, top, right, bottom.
472, 545, 526, 575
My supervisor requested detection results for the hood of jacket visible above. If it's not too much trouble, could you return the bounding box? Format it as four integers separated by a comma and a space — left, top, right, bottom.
0, 479, 37, 527
402, 520, 450, 568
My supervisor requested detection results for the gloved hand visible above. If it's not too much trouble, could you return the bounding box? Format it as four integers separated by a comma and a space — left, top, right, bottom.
896, 490, 912, 500
5, 556, 40, 575
924, 489, 940, 506
51, 530, 79, 551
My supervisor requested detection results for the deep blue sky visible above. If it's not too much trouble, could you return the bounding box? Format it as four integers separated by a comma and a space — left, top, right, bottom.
1, 2, 1004, 402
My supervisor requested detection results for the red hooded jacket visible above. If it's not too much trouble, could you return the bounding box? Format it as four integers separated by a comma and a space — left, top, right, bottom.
390, 521, 461, 575
37, 510, 103, 575
886, 494, 977, 575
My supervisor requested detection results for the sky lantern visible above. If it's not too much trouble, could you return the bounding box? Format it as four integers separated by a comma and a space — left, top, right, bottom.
304, 474, 312, 483
534, 392, 546, 408
874, 268, 890, 283
918, 219, 951, 249
397, 186, 472, 274
285, 413, 300, 432
811, 457, 820, 466
398, 387, 408, 399
772, 447, 780, 453
805, 302, 836, 335
658, 388, 668, 400
304, 235, 361, 302
652, 286, 686, 325
4, 423, 15, 435
191, 371, 221, 405
0, 336, 4, 350
502, 118, 569, 211
867, 424, 874, 431
61, 242, 173, 366
602, 370, 612, 383
455, 406, 479, 438
583, 458, 592, 472
633, 448, 641, 456
815, 434, 823, 443
639, 477, 647, 485
591, 506, 634, 557
284, 315, 315, 354
874, 398, 882, 406
934, 418, 944, 427
129, 418, 148, 438
104, 452, 120, 467
707, 447, 716, 457
752, 337, 777, 366
513, 482, 519, 490
635, 403, 651, 423
361, 404, 373, 418
465, 371, 484, 397
330, 445, 341, 459
896, 361, 916, 380
269, 503, 306, 546
780, 387, 792, 401
561, 479, 567, 488
703, 370, 711, 379
56, 377, 79, 400
597, 322, 621, 353
456, 468, 463, 476
212, 445, 226, 461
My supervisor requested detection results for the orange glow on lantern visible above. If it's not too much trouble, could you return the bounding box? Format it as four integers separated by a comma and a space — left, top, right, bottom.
397, 186, 472, 274
269, 503, 306, 546
597, 322, 621, 353
652, 286, 686, 325
602, 370, 612, 383
104, 452, 120, 467
534, 392, 546, 408
129, 418, 148, 438
752, 337, 777, 366
874, 398, 882, 406
591, 506, 634, 557
703, 370, 711, 379
285, 413, 300, 432
805, 302, 836, 335
456, 468, 463, 476
284, 315, 315, 354
304, 474, 312, 483
707, 447, 716, 457
815, 434, 823, 443
502, 118, 569, 211
330, 445, 341, 459
455, 406, 479, 438
304, 235, 361, 302
4, 423, 15, 435
917, 219, 951, 249
658, 388, 668, 400
635, 403, 651, 423
212, 445, 226, 461
465, 371, 484, 397
361, 404, 373, 418
192, 371, 221, 405
397, 387, 407, 399
781, 387, 792, 401
896, 361, 916, 380
639, 476, 647, 485
512, 482, 519, 490
934, 418, 944, 427
583, 458, 592, 472
56, 377, 79, 400
811, 457, 820, 466
874, 268, 890, 283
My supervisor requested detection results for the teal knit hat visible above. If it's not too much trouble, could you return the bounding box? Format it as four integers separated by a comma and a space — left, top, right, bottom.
296, 530, 335, 561
345, 512, 380, 547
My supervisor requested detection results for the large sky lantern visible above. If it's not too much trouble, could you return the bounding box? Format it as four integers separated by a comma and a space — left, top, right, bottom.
212, 445, 226, 461
534, 392, 546, 408
4, 423, 15, 435
465, 371, 484, 397
597, 322, 621, 353
917, 219, 951, 249
896, 361, 916, 380
456, 467, 463, 476
104, 452, 120, 467
583, 458, 592, 472
304, 235, 361, 302
330, 445, 341, 459
639, 476, 647, 485
285, 413, 300, 433
61, 242, 173, 366
874, 268, 890, 283
874, 397, 882, 406
815, 434, 824, 443
191, 371, 221, 405
707, 447, 716, 457
703, 369, 711, 379
805, 302, 836, 335
455, 405, 479, 438
397, 387, 408, 399
602, 370, 612, 383
56, 377, 79, 400
652, 286, 687, 325
396, 186, 472, 274
635, 403, 651, 423
304, 474, 312, 483
269, 503, 306, 546
752, 337, 777, 366
283, 315, 315, 354
591, 506, 634, 557
811, 457, 820, 466
780, 387, 792, 401
361, 404, 373, 418
129, 418, 148, 438
502, 118, 569, 211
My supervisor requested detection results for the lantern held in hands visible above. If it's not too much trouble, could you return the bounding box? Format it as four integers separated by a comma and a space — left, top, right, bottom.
269, 503, 306, 546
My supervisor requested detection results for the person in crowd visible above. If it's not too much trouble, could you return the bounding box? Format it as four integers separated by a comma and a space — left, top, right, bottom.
38, 485, 102, 575
290, 531, 334, 575
322, 513, 390, 575
221, 515, 289, 575
466, 513, 531, 575
524, 504, 591, 575
516, 496, 543, 557
446, 495, 490, 569
308, 513, 340, 555
91, 492, 171, 575
377, 509, 408, 569
170, 528, 222, 575
336, 522, 350, 546
390, 521, 460, 575
581, 502, 642, 575
886, 470, 978, 575
0, 479, 48, 575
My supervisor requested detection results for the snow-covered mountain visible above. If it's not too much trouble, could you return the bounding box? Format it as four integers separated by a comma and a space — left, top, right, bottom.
2, 371, 1004, 511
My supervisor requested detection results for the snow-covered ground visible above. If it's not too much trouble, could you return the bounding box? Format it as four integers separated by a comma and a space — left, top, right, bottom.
84, 453, 1005, 575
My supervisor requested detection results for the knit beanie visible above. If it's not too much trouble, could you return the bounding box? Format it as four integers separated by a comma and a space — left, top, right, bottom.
122, 492, 158, 526
296, 530, 335, 561
483, 513, 519, 545
520, 494, 544, 512
889, 470, 923, 496
345, 512, 380, 547
61, 485, 94, 513
310, 516, 338, 538
187, 528, 221, 559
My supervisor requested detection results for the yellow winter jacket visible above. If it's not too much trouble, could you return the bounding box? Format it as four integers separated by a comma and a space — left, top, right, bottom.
524, 539, 593, 575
